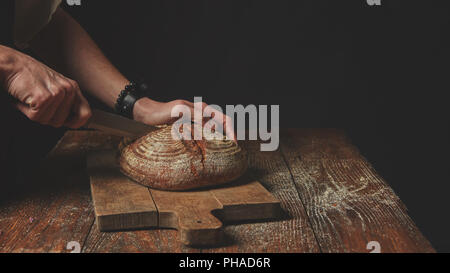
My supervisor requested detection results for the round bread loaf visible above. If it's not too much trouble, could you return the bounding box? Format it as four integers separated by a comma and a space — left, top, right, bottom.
119, 125, 248, 191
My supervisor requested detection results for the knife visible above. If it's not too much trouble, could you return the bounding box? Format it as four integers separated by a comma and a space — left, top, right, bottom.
85, 109, 158, 138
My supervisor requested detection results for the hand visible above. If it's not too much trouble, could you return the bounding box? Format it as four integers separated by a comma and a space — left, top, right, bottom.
1, 46, 92, 129
133, 97, 236, 141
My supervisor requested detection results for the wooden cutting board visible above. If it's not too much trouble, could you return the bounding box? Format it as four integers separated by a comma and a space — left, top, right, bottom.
87, 150, 282, 246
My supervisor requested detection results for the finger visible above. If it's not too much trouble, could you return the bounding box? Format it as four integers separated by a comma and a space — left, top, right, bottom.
23, 89, 51, 111
225, 116, 237, 142
215, 112, 236, 142
48, 82, 76, 127
64, 91, 92, 129
180, 105, 203, 139
203, 106, 236, 142
15, 101, 41, 122
184, 100, 195, 107
187, 105, 202, 138
168, 101, 192, 124
16, 92, 52, 124
19, 88, 54, 123
39, 85, 68, 126
193, 103, 207, 125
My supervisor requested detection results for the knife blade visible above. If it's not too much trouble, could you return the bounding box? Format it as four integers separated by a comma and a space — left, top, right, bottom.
85, 109, 158, 138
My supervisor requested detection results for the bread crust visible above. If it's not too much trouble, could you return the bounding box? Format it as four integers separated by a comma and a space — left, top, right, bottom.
119, 125, 248, 191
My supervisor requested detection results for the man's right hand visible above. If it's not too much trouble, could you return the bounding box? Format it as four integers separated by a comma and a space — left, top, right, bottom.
0, 45, 92, 129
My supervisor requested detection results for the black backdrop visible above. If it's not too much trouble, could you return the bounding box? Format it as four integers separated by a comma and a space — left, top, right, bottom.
64, 0, 450, 252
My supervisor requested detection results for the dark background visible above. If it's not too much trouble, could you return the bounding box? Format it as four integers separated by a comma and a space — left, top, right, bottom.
64, 0, 450, 252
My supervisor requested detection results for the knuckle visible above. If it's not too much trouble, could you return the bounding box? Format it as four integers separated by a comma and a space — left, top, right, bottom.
60, 78, 70, 87
61, 80, 72, 91
35, 91, 51, 105
53, 86, 65, 97
62, 82, 72, 92
65, 79, 77, 91
71, 80, 80, 89
65, 87, 74, 97
76, 105, 92, 124
51, 88, 60, 97
83, 108, 93, 121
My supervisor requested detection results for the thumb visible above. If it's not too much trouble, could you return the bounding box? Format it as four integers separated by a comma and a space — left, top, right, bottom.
64, 93, 92, 129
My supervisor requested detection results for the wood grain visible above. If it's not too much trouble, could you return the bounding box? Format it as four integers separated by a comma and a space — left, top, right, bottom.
88, 150, 158, 232
280, 128, 435, 253
0, 131, 115, 253
55, 132, 196, 253
0, 129, 434, 253
211, 179, 282, 223
151, 189, 224, 246
204, 140, 321, 253
88, 149, 282, 247
0, 173, 93, 253
151, 179, 282, 247
82, 224, 196, 253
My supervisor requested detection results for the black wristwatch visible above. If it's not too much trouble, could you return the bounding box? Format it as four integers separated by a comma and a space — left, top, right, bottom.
114, 81, 149, 119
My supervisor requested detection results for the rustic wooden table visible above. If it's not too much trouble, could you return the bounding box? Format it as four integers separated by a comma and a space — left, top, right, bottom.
0, 129, 434, 253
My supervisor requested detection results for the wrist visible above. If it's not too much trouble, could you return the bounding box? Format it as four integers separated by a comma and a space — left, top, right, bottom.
114, 80, 150, 119
133, 97, 155, 122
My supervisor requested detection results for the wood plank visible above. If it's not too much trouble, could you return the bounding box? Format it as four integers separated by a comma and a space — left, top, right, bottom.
87, 150, 158, 231
0, 130, 194, 253
150, 179, 282, 247
280, 128, 435, 253
150, 180, 281, 247
87, 149, 282, 247
211, 180, 282, 223
6, 129, 428, 253
0, 172, 93, 253
80, 133, 197, 253
204, 140, 321, 253
82, 224, 197, 253
151, 189, 224, 246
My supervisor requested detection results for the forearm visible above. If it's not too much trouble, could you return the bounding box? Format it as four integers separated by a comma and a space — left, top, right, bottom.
22, 7, 231, 133
29, 8, 128, 108
0, 45, 19, 85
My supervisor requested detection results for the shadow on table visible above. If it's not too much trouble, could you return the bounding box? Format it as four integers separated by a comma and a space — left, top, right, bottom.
0, 150, 90, 207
